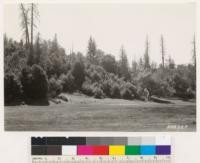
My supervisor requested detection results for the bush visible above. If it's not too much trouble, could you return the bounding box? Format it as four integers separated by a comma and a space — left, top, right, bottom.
4, 73, 22, 105
124, 82, 137, 98
20, 64, 49, 104
93, 87, 104, 99
82, 81, 93, 96
101, 80, 111, 97
110, 83, 121, 98
59, 72, 75, 92
120, 88, 133, 100
48, 77, 63, 98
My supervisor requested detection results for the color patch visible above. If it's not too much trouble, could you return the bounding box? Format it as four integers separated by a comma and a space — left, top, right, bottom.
109, 146, 125, 155
140, 146, 156, 155
32, 145, 47, 155
128, 137, 141, 145
93, 146, 109, 155
141, 137, 155, 145
32, 137, 47, 145
62, 145, 77, 155
47, 146, 62, 155
156, 145, 171, 155
156, 136, 171, 145
77, 145, 93, 155
125, 146, 140, 155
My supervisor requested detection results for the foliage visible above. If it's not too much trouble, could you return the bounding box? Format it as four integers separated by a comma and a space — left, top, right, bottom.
71, 60, 85, 90
93, 87, 104, 99
100, 54, 117, 74
4, 73, 22, 105
87, 37, 97, 64
4, 29, 196, 105
110, 83, 121, 98
20, 64, 48, 104
59, 72, 75, 93
48, 77, 63, 98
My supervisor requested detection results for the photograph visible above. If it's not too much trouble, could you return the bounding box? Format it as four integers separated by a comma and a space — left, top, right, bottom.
4, 2, 196, 131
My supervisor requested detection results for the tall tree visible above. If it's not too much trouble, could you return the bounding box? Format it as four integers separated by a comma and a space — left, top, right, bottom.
119, 46, 130, 80
28, 3, 39, 66
34, 33, 41, 64
87, 36, 97, 64
19, 4, 30, 48
192, 35, 196, 67
160, 35, 165, 68
144, 36, 150, 69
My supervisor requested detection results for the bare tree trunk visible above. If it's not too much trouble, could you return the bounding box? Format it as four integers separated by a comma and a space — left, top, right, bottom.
31, 3, 33, 49
193, 35, 196, 67
161, 35, 165, 68
20, 4, 30, 48
28, 3, 34, 66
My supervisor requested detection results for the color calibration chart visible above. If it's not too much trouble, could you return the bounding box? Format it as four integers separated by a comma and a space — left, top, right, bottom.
31, 136, 172, 163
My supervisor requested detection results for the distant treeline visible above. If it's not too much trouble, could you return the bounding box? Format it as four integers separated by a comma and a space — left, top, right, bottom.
4, 33, 196, 105
4, 3, 196, 105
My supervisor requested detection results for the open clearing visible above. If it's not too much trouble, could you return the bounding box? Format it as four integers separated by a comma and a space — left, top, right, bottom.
5, 94, 196, 131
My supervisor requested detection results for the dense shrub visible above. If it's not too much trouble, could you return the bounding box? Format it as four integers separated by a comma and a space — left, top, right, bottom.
82, 81, 94, 96
4, 73, 22, 105
120, 82, 137, 99
120, 88, 133, 100
20, 64, 48, 104
124, 82, 137, 97
110, 83, 121, 98
71, 61, 85, 90
59, 72, 75, 92
48, 77, 63, 98
101, 80, 112, 97
93, 87, 104, 99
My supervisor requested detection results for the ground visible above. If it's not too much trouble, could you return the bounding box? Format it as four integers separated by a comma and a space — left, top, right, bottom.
4, 93, 196, 131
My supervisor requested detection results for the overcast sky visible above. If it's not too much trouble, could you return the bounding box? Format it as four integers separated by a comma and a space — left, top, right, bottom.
4, 3, 196, 65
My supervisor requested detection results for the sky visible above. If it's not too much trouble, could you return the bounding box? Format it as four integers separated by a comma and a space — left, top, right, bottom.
4, 3, 196, 65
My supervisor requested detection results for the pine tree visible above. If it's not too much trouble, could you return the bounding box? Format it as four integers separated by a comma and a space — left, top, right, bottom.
144, 36, 150, 69
192, 35, 196, 67
119, 46, 130, 80
161, 35, 165, 68
87, 36, 97, 64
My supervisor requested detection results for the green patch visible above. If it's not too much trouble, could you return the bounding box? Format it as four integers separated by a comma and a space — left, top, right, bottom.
125, 146, 140, 155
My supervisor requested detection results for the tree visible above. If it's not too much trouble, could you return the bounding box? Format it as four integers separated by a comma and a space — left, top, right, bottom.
119, 46, 130, 80
87, 36, 97, 64
51, 34, 59, 52
20, 3, 30, 48
132, 60, 138, 76
20, 65, 48, 104
4, 73, 22, 105
71, 60, 85, 90
34, 32, 41, 64
160, 35, 165, 68
19, 4, 30, 48
192, 35, 196, 67
144, 36, 150, 69
28, 3, 39, 66
101, 54, 117, 74
167, 56, 175, 69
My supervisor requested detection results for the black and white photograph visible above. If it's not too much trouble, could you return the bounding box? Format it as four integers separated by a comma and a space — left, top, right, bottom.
4, 2, 196, 131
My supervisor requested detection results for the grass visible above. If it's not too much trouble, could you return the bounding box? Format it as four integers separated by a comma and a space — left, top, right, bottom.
4, 93, 196, 131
